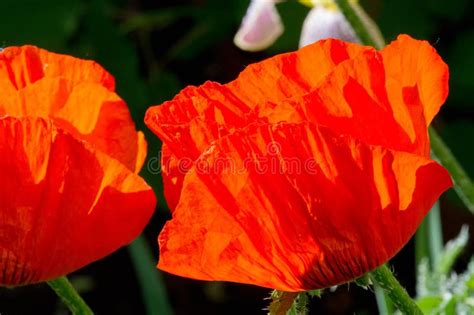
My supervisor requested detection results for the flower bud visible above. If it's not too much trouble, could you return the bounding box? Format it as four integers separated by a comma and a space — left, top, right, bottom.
234, 0, 284, 52
299, 1, 358, 48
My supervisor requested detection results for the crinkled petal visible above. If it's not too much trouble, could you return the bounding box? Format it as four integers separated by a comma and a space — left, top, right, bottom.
0, 117, 156, 285
146, 39, 370, 156
145, 39, 370, 207
158, 122, 452, 291
299, 7, 359, 48
234, 0, 284, 52
299, 47, 429, 156
146, 36, 448, 211
149, 35, 452, 291
381, 34, 449, 127
0, 46, 145, 172
0, 45, 114, 91
262, 35, 448, 157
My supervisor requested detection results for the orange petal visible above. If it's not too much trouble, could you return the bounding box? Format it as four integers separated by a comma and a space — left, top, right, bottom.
160, 144, 189, 211
263, 35, 448, 158
381, 35, 449, 127
147, 35, 452, 290
158, 122, 452, 291
0, 117, 155, 285
0, 45, 114, 91
146, 36, 448, 205
145, 39, 371, 207
227, 38, 370, 108
146, 39, 370, 157
299, 47, 429, 156
0, 46, 144, 172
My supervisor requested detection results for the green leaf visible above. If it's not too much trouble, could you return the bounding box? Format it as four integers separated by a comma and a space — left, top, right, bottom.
307, 289, 322, 297
416, 258, 434, 297
436, 226, 469, 276
415, 227, 474, 314
416, 296, 443, 314
439, 296, 457, 315
465, 260, 474, 289
354, 273, 372, 289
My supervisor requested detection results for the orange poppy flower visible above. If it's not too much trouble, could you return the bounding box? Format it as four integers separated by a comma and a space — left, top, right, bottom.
0, 46, 156, 286
145, 35, 453, 291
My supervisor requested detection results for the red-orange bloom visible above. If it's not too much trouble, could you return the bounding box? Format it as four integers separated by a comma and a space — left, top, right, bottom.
0, 46, 156, 285
145, 35, 453, 291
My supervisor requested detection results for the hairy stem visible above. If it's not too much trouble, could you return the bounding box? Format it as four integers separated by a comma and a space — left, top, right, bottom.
334, 0, 385, 49
370, 265, 423, 315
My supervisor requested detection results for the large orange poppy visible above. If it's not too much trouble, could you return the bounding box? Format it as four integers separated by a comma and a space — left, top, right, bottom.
145, 35, 453, 291
0, 46, 156, 286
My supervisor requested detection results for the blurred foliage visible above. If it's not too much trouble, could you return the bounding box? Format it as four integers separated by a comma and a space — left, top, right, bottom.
271, 1, 309, 52
415, 227, 474, 315
0, 0, 82, 50
0, 0, 473, 314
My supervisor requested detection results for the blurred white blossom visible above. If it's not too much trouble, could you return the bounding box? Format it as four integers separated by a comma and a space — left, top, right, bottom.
234, 0, 359, 52
233, 0, 284, 52
299, 2, 358, 48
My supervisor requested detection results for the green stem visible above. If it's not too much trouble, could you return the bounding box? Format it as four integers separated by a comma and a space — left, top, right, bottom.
370, 265, 423, 315
429, 128, 474, 214
47, 276, 93, 315
334, 0, 385, 49
415, 217, 430, 266
415, 202, 444, 268
426, 202, 444, 265
128, 235, 173, 315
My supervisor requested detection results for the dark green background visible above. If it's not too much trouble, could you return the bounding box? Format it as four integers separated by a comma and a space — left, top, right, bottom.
0, 0, 472, 314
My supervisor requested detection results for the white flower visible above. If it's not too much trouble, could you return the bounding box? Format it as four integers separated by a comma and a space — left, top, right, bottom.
234, 0, 359, 52
299, 2, 359, 48
233, 0, 284, 52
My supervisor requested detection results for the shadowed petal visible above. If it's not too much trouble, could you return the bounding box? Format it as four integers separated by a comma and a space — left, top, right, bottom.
146, 36, 452, 290
0, 117, 155, 285
146, 39, 370, 207
0, 46, 146, 172
158, 123, 452, 291
381, 35, 449, 127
